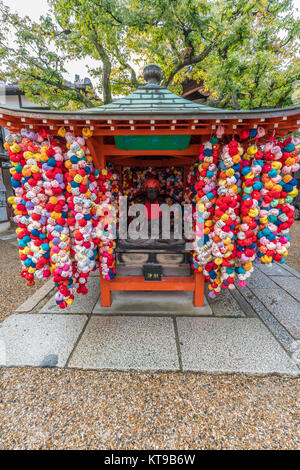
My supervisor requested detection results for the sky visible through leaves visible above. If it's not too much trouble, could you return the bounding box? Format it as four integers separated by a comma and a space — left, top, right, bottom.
5, 0, 99, 82
7, 0, 299, 84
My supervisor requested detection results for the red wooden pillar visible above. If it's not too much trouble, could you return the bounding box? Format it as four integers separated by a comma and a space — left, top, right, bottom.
101, 278, 112, 307
194, 271, 204, 307
86, 136, 105, 170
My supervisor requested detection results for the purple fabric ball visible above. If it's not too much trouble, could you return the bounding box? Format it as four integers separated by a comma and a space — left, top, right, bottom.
26, 201, 34, 211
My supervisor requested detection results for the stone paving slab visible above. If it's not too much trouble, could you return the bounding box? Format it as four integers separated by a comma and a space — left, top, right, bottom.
253, 288, 300, 339
0, 314, 87, 367
246, 268, 278, 289
176, 318, 299, 375
0, 232, 17, 240
40, 277, 100, 314
270, 276, 300, 302
236, 285, 298, 354
230, 288, 257, 318
207, 290, 246, 317
93, 291, 212, 316
258, 263, 293, 277
16, 279, 54, 312
69, 316, 180, 371
89, 270, 99, 277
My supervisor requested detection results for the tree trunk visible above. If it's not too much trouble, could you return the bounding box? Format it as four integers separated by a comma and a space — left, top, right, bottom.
93, 38, 113, 104
102, 59, 112, 104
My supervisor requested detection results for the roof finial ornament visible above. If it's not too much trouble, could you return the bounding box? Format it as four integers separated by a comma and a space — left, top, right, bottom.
143, 64, 163, 86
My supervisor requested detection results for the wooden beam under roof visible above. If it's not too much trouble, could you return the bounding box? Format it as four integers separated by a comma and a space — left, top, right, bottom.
102, 144, 199, 157
108, 157, 195, 167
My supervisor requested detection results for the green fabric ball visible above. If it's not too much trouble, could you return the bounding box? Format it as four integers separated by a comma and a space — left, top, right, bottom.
268, 214, 277, 223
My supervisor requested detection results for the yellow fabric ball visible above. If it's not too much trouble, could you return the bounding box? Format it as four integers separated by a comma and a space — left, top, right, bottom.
249, 208, 259, 218
51, 212, 61, 220
31, 165, 40, 174
226, 168, 235, 177
289, 188, 298, 198
205, 220, 213, 227
74, 174, 83, 184
262, 255, 272, 264
272, 161, 282, 170
244, 262, 252, 271
11, 143, 22, 153
58, 127, 66, 137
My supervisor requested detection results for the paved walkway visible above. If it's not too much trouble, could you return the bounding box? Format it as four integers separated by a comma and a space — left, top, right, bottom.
0, 240, 299, 375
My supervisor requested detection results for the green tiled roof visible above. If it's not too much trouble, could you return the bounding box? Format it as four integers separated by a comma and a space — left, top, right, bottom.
80, 84, 218, 115
0, 83, 300, 121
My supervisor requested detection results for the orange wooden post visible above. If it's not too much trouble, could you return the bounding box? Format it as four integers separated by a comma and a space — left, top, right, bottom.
101, 279, 112, 307
86, 136, 106, 170
193, 271, 204, 307
87, 136, 110, 306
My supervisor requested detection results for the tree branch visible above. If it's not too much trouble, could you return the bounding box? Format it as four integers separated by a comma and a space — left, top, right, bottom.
91, 36, 112, 103
164, 44, 213, 86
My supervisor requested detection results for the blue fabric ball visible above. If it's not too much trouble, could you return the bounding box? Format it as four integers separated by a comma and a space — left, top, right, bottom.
70, 155, 78, 164
47, 157, 56, 167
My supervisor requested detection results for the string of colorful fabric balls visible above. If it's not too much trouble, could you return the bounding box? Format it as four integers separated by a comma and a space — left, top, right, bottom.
6, 127, 119, 309
189, 125, 300, 298
5, 124, 299, 307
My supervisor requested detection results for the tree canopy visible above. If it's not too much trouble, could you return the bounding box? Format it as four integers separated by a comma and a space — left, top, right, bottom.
0, 0, 299, 110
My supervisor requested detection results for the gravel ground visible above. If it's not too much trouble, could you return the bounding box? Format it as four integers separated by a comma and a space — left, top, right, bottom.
286, 220, 300, 272
0, 238, 43, 323
0, 368, 299, 450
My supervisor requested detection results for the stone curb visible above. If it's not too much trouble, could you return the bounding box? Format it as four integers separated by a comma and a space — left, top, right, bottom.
282, 263, 300, 279
15, 280, 55, 313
